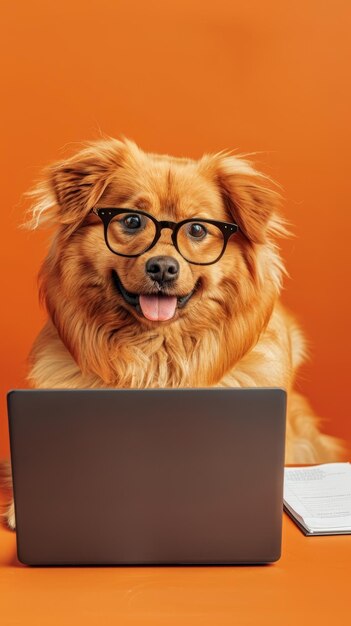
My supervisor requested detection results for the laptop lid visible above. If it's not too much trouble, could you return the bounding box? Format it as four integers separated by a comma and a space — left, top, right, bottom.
8, 388, 286, 565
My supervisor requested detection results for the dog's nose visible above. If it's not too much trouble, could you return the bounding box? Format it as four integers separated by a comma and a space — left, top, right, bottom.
146, 256, 180, 283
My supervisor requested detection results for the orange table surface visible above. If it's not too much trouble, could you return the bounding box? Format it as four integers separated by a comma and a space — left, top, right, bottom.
0, 514, 350, 626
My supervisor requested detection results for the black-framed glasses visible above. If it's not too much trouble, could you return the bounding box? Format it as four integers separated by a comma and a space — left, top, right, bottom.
92, 208, 239, 266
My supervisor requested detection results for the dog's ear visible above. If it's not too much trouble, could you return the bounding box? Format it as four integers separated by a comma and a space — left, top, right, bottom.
201, 154, 284, 244
50, 151, 116, 226
25, 138, 136, 233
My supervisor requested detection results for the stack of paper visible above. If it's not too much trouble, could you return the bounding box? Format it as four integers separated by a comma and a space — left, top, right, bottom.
283, 463, 351, 535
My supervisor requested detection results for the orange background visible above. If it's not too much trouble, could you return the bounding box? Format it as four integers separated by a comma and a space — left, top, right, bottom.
0, 0, 350, 457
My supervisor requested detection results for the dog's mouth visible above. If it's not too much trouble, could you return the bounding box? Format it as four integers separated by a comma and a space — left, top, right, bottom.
112, 270, 199, 322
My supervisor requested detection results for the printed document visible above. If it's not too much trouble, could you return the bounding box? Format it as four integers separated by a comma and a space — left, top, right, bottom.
283, 463, 351, 535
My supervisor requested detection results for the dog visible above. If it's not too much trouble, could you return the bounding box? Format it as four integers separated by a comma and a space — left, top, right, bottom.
2, 137, 343, 529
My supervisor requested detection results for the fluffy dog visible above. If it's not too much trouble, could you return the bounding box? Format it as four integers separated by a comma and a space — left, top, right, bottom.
2, 137, 343, 529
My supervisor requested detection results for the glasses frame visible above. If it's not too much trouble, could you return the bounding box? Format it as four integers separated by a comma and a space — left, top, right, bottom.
92, 207, 239, 266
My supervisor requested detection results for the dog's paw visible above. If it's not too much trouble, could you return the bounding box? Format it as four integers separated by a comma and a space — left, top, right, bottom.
0, 460, 16, 530
5, 501, 16, 531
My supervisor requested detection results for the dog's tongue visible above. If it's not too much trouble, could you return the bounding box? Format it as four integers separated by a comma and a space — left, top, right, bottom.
139, 294, 177, 321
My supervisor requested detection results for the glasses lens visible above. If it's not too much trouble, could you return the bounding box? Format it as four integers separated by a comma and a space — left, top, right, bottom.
106, 212, 157, 256
177, 221, 225, 264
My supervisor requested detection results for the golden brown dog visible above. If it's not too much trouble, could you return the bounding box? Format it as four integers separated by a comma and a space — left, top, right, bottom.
2, 137, 343, 529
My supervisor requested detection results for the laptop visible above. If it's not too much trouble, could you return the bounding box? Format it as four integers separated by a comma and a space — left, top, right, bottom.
8, 388, 286, 566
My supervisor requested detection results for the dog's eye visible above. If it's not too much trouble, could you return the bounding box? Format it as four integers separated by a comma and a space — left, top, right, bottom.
123, 215, 142, 230
188, 223, 207, 240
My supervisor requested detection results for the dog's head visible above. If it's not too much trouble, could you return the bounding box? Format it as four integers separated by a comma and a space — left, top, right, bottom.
27, 138, 287, 386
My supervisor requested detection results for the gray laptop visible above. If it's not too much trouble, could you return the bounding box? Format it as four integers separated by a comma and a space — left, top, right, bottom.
8, 388, 286, 566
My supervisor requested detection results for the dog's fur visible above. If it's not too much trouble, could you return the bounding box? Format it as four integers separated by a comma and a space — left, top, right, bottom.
2, 137, 343, 529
